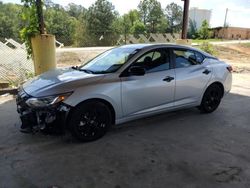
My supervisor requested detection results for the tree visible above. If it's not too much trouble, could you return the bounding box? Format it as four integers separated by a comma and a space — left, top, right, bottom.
138, 0, 164, 33
85, 0, 117, 46
165, 2, 183, 33
128, 9, 140, 26
198, 20, 211, 39
0, 14, 14, 40
66, 3, 86, 19
130, 20, 146, 36
0, 3, 22, 42
73, 20, 87, 47
45, 7, 78, 45
148, 0, 163, 33
187, 19, 198, 39
156, 16, 168, 33
138, 0, 150, 25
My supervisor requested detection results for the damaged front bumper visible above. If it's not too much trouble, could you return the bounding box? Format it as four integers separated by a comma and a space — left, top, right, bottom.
16, 89, 71, 133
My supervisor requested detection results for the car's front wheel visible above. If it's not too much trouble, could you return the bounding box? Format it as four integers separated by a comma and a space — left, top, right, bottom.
68, 101, 112, 142
199, 84, 223, 113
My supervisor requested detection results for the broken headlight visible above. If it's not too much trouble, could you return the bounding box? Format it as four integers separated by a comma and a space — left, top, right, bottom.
26, 92, 72, 108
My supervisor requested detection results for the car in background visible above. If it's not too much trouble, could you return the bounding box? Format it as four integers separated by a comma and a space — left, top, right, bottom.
16, 44, 232, 141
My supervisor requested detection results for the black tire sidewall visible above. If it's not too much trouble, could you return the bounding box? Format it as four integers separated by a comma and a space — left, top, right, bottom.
200, 84, 223, 113
69, 101, 112, 142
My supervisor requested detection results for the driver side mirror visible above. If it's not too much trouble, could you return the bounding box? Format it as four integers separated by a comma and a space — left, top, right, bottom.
128, 66, 146, 76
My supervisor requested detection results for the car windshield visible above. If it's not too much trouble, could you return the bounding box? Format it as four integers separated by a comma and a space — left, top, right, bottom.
79, 47, 139, 74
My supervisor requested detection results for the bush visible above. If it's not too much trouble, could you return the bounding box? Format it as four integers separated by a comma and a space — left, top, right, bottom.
198, 20, 211, 39
199, 42, 216, 55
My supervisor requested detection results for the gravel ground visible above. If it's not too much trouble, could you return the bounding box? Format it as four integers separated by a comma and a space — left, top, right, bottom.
0, 73, 250, 188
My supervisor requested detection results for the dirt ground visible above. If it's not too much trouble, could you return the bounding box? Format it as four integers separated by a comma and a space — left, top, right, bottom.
0, 44, 250, 188
215, 44, 250, 73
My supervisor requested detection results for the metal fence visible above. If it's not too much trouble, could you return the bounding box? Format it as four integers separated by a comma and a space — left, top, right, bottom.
0, 39, 34, 87
0, 33, 179, 87
117, 33, 180, 44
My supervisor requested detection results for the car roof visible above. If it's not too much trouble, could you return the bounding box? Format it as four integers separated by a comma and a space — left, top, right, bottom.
117, 43, 216, 59
118, 43, 193, 49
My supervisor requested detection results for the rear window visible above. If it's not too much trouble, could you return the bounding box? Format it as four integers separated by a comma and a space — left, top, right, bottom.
173, 49, 202, 68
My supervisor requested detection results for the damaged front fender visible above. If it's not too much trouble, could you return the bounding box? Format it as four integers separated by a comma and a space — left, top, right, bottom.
16, 90, 71, 133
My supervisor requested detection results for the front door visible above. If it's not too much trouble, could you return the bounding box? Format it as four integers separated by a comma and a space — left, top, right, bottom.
121, 48, 175, 117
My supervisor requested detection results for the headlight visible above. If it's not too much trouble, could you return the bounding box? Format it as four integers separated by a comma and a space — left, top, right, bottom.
26, 92, 72, 108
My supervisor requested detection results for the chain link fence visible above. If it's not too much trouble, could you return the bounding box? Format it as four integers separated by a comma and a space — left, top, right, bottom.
0, 39, 34, 87
0, 38, 108, 88
0, 33, 179, 88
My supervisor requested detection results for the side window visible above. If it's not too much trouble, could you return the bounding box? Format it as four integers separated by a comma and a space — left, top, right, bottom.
195, 51, 204, 64
134, 49, 170, 73
173, 49, 201, 68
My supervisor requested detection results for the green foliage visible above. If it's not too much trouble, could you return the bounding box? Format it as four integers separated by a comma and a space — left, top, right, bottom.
199, 42, 215, 55
187, 19, 198, 39
113, 10, 142, 37
165, 2, 183, 33
156, 16, 169, 33
24, 70, 35, 79
130, 21, 146, 36
20, 0, 40, 58
84, 0, 117, 46
147, 0, 163, 33
45, 6, 78, 45
0, 3, 22, 41
138, 0, 150, 25
138, 0, 164, 33
73, 20, 87, 47
122, 14, 131, 35
0, 14, 13, 39
1, 0, 202, 48
128, 9, 140, 26
198, 20, 211, 39
66, 3, 86, 19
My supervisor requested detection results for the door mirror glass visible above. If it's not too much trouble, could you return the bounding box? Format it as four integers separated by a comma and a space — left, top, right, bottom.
129, 66, 146, 76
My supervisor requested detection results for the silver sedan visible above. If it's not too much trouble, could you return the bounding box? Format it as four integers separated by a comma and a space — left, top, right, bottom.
16, 44, 232, 141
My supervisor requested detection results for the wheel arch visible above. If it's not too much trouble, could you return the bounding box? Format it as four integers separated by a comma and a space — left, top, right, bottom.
66, 98, 116, 127
207, 81, 224, 96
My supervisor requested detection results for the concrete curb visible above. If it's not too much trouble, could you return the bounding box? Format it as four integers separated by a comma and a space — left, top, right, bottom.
0, 88, 18, 95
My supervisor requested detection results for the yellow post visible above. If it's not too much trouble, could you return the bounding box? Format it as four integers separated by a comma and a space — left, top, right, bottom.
176, 39, 192, 45
31, 34, 56, 75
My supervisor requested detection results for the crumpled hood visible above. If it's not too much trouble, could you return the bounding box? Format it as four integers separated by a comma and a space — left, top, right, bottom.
22, 68, 104, 97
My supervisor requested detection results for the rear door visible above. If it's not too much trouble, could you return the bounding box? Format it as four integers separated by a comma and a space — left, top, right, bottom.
172, 48, 212, 106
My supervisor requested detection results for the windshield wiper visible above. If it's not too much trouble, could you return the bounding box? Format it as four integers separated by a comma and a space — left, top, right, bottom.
71, 66, 79, 70
79, 69, 94, 74
71, 66, 94, 74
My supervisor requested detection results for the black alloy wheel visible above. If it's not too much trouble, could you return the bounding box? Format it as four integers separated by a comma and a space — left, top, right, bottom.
199, 84, 223, 113
69, 101, 112, 142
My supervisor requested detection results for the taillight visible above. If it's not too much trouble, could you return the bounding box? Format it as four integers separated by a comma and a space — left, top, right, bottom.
227, 66, 233, 73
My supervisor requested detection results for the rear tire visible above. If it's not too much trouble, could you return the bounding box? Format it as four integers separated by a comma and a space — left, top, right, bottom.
199, 84, 223, 113
68, 101, 112, 142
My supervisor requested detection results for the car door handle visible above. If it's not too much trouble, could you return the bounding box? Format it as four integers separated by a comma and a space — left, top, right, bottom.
163, 76, 174, 82
203, 69, 211, 75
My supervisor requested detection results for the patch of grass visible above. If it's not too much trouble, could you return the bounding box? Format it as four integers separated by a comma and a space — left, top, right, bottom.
192, 38, 227, 44
198, 42, 216, 55
240, 43, 250, 48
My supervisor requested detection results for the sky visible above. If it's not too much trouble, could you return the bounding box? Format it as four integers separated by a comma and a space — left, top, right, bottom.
2, 0, 250, 28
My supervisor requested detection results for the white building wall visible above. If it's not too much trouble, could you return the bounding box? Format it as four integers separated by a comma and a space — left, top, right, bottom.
189, 7, 212, 29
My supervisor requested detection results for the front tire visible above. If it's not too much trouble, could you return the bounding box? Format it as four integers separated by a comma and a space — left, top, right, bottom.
68, 101, 112, 142
199, 84, 223, 113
